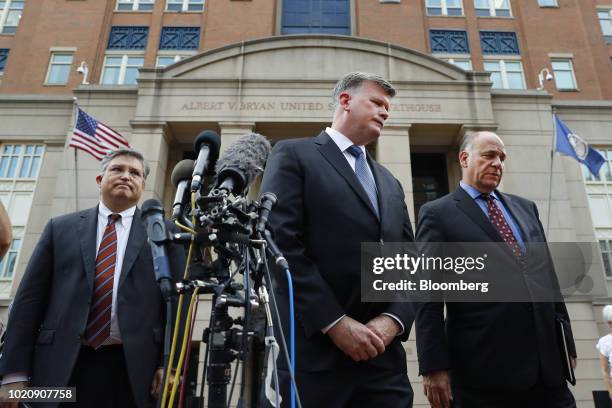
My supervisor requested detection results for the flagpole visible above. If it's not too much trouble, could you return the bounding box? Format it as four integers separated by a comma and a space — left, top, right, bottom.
546, 108, 556, 237
72, 99, 79, 212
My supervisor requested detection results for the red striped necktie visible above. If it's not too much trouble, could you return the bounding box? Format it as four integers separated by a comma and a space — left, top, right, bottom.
85, 213, 121, 349
482, 194, 523, 259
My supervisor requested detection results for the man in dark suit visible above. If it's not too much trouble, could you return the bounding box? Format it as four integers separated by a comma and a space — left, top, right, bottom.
260, 72, 415, 407
0, 148, 185, 408
415, 131, 576, 408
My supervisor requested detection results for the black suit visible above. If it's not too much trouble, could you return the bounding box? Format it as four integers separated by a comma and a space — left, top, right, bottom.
415, 187, 576, 406
260, 131, 415, 407
0, 205, 185, 408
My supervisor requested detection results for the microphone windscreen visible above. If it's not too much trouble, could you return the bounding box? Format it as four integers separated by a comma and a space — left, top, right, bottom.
170, 159, 195, 187
141, 198, 163, 215
215, 133, 271, 185
194, 130, 221, 160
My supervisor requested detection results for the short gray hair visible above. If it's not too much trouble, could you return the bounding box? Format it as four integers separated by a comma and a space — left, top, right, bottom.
332, 72, 396, 108
100, 148, 150, 180
603, 305, 612, 322
460, 131, 480, 154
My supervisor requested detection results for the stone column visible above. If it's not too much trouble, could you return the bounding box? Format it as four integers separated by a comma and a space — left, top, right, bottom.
129, 123, 171, 203
376, 125, 414, 222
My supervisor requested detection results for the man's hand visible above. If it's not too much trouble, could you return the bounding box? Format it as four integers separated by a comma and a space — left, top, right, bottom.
0, 381, 28, 408
150, 368, 175, 399
423, 370, 453, 408
366, 315, 401, 347
570, 357, 577, 370
327, 316, 385, 361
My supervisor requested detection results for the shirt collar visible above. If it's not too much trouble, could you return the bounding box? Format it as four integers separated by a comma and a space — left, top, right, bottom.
98, 201, 136, 226
326, 127, 367, 155
459, 181, 500, 201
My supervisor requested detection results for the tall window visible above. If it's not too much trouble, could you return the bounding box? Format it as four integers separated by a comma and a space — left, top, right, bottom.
426, 0, 463, 16
474, 0, 511, 17
0, 0, 24, 34
45, 53, 73, 85
0, 49, 8, 75
116, 0, 155, 11
156, 53, 194, 68
0, 143, 44, 279
600, 240, 612, 277
101, 55, 144, 85
443, 57, 472, 70
483, 59, 525, 89
281, 0, 350, 35
551, 59, 577, 90
166, 0, 204, 12
598, 8, 612, 43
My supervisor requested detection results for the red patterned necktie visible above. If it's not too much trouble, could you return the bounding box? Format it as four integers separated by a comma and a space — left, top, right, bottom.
482, 194, 523, 259
85, 213, 121, 349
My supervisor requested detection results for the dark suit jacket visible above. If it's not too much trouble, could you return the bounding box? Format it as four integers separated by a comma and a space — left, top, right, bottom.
415, 187, 576, 389
0, 205, 186, 408
260, 131, 415, 373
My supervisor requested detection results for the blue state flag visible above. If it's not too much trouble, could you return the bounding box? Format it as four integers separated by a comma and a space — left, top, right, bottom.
554, 114, 605, 177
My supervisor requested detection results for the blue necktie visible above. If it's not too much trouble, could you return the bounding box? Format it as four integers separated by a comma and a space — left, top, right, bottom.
346, 145, 379, 218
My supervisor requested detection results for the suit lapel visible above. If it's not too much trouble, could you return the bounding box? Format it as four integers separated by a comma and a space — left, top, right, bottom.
78, 206, 99, 292
315, 132, 380, 221
497, 192, 530, 244
118, 208, 146, 290
452, 187, 503, 242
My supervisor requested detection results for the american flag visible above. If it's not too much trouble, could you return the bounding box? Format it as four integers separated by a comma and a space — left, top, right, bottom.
69, 108, 131, 160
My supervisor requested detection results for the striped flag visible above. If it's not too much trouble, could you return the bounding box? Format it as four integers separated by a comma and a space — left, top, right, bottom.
69, 107, 131, 160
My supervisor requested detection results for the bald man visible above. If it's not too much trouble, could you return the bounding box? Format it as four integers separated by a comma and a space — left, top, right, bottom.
415, 131, 576, 408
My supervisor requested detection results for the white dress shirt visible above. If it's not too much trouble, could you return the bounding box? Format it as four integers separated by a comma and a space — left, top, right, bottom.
97, 202, 136, 344
321, 128, 404, 336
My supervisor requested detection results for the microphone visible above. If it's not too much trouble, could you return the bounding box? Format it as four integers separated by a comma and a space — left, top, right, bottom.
256, 192, 277, 235
141, 198, 174, 299
214, 133, 271, 195
171, 159, 195, 220
191, 130, 221, 192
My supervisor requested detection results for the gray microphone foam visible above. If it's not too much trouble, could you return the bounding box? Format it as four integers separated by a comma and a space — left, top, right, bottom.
171, 159, 195, 187
215, 133, 271, 187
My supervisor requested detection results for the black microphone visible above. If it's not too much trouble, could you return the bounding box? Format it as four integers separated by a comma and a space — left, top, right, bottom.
256, 192, 277, 235
214, 133, 271, 195
141, 199, 174, 299
264, 229, 289, 270
171, 159, 195, 220
191, 130, 221, 192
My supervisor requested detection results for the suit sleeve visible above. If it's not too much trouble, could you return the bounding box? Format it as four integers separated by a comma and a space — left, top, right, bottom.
382, 179, 416, 341
532, 202, 577, 358
0, 220, 54, 377
415, 204, 450, 375
260, 142, 345, 338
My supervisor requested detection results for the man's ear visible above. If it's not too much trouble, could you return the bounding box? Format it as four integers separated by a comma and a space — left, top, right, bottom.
95, 174, 103, 187
459, 151, 469, 168
338, 91, 351, 111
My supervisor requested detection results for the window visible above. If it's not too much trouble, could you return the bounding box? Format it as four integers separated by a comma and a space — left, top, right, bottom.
551, 59, 577, 90
0, 238, 20, 278
483, 59, 525, 89
108, 26, 149, 50
444, 57, 472, 70
474, 0, 511, 17
281, 0, 350, 35
166, 0, 204, 12
0, 0, 24, 34
426, 0, 463, 16
538, 0, 557, 6
45, 53, 73, 85
156, 53, 195, 67
480, 31, 520, 55
0, 48, 8, 74
430, 30, 469, 53
101, 54, 144, 85
598, 9, 612, 43
116, 0, 154, 11
0, 144, 44, 179
159, 27, 199, 50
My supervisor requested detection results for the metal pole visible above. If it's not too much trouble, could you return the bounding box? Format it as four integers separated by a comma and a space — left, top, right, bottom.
546, 109, 557, 237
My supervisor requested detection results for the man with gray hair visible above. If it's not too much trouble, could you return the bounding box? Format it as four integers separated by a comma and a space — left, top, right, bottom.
261, 72, 415, 406
0, 148, 185, 408
415, 131, 576, 407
